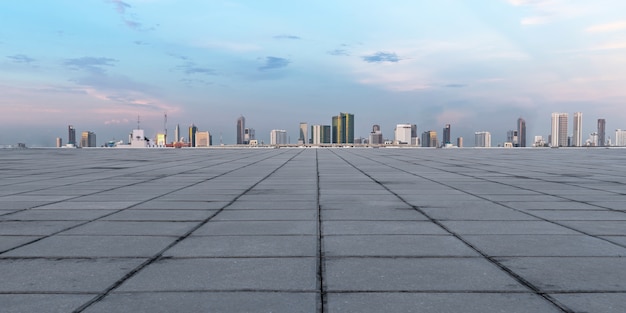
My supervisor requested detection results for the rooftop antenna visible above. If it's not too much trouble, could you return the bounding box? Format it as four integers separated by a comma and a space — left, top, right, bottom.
137, 115, 140, 130
220, 131, 223, 145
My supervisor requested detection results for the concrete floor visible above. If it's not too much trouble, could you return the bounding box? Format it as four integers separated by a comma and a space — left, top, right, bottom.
0, 148, 625, 312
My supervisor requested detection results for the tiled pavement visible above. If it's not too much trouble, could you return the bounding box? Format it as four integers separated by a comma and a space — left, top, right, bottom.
0, 148, 625, 312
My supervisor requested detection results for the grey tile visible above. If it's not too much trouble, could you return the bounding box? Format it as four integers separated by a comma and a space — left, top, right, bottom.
213, 209, 317, 221
0, 235, 40, 252
101, 209, 216, 221
117, 258, 317, 291
497, 257, 626, 292
325, 258, 526, 291
324, 221, 447, 235
0, 294, 95, 313
4, 235, 175, 257
557, 221, 626, 235
463, 235, 626, 257
0, 258, 144, 292
550, 293, 626, 313
62, 221, 197, 236
165, 235, 316, 257
441, 221, 579, 235
0, 221, 80, 235
195, 220, 317, 235
0, 209, 117, 221
84, 292, 317, 313
324, 235, 478, 257
326, 293, 562, 313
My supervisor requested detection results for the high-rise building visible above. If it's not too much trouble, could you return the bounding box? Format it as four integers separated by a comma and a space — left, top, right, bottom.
615, 129, 626, 147
474, 131, 491, 147
517, 117, 526, 147
369, 124, 383, 145
551, 113, 568, 147
332, 113, 354, 144
443, 124, 451, 146
174, 124, 180, 143
68, 125, 76, 146
598, 118, 606, 147
80, 131, 96, 147
195, 131, 211, 147
507, 130, 518, 146
394, 124, 412, 144
573, 112, 583, 147
156, 133, 167, 147
270, 129, 287, 145
299, 122, 308, 144
188, 124, 197, 147
236, 115, 245, 145
244, 128, 255, 144
56, 137, 62, 148
457, 137, 463, 148
421, 131, 438, 147
311, 125, 331, 144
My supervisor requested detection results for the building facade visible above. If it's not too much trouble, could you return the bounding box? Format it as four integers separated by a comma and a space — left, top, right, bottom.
421, 131, 438, 147
68, 125, 76, 146
598, 118, 606, 147
244, 128, 255, 144
270, 129, 288, 145
615, 129, 626, 146
311, 125, 331, 144
474, 131, 491, 147
188, 124, 197, 147
517, 117, 526, 147
573, 112, 583, 147
236, 115, 245, 145
299, 123, 308, 144
195, 131, 211, 147
369, 124, 383, 145
443, 124, 451, 146
394, 124, 413, 144
332, 113, 354, 144
80, 131, 96, 147
551, 112, 568, 147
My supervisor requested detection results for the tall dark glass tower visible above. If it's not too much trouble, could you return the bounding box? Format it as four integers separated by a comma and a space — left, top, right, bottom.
236, 116, 245, 145
68, 125, 76, 146
598, 118, 606, 147
517, 118, 526, 147
443, 124, 451, 145
188, 124, 197, 147
332, 113, 354, 144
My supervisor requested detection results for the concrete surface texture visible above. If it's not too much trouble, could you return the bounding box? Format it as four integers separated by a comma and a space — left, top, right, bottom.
0, 148, 625, 312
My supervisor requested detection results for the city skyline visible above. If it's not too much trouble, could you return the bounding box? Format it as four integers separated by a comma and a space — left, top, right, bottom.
2, 1, 626, 146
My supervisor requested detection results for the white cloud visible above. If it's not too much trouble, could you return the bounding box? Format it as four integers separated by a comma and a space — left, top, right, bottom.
586, 21, 626, 33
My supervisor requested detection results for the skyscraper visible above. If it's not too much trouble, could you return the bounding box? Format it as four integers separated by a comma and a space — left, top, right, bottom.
236, 115, 245, 145
394, 124, 412, 144
421, 131, 437, 147
369, 124, 383, 145
174, 124, 180, 143
474, 131, 491, 147
311, 125, 331, 144
270, 129, 287, 145
615, 129, 626, 147
195, 131, 211, 147
244, 128, 255, 144
332, 113, 354, 144
80, 131, 96, 147
188, 124, 197, 147
443, 124, 451, 146
517, 118, 526, 147
299, 122, 308, 144
507, 130, 518, 145
68, 125, 76, 146
551, 113, 568, 147
573, 112, 583, 147
598, 118, 606, 147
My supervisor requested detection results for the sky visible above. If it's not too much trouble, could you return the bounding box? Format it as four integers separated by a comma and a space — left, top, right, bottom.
2, 0, 626, 146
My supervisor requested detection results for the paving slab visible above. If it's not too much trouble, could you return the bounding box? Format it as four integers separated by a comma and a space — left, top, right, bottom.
323, 221, 447, 235
164, 235, 317, 257
325, 257, 527, 291
324, 235, 479, 257
440, 220, 579, 235
496, 257, 626, 292
61, 221, 197, 236
550, 293, 626, 313
84, 292, 318, 313
117, 258, 317, 292
0, 294, 96, 313
194, 220, 318, 235
326, 293, 562, 313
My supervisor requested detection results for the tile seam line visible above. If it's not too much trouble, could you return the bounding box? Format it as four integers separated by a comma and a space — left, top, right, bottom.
316, 149, 327, 313
71, 149, 305, 313
328, 149, 574, 313
378, 153, 626, 250
0, 151, 282, 255
0, 150, 278, 218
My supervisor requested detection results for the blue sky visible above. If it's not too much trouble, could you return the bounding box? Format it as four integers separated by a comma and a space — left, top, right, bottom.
2, 0, 626, 146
